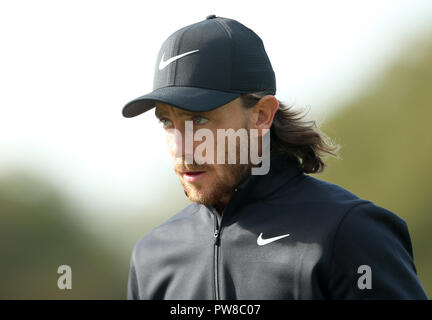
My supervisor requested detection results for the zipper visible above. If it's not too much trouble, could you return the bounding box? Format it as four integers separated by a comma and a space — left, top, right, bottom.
212, 188, 238, 300
213, 212, 221, 300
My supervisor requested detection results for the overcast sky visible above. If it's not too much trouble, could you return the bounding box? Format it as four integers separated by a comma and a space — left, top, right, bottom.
1, 0, 432, 215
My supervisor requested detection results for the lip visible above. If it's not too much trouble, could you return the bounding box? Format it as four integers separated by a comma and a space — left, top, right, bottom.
182, 171, 206, 183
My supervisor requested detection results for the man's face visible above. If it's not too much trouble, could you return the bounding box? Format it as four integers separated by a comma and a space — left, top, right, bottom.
155, 98, 253, 210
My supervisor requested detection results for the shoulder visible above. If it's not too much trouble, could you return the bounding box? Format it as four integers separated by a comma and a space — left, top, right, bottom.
269, 174, 410, 245
131, 203, 202, 258
327, 200, 428, 299
272, 173, 370, 220
297, 174, 362, 203
299, 175, 409, 242
332, 200, 410, 254
329, 199, 414, 278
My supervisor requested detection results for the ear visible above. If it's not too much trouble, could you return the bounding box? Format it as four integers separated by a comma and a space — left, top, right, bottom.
249, 95, 279, 135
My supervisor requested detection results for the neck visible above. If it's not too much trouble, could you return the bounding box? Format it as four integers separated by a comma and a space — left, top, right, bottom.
213, 194, 232, 215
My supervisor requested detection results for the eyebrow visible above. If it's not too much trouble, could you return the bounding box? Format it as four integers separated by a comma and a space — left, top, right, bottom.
154, 107, 164, 119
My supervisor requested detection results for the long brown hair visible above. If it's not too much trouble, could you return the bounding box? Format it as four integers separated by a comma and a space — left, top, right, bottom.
240, 92, 340, 174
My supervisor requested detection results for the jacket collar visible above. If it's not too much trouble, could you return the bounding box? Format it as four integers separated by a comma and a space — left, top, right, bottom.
204, 155, 303, 217
235, 155, 303, 202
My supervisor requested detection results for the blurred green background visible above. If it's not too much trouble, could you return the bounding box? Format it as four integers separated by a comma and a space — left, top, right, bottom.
1, 10, 432, 300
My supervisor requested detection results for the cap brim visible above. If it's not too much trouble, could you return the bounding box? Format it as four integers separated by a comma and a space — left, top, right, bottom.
122, 86, 242, 118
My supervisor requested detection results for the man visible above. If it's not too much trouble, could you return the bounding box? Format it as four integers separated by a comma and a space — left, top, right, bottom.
123, 15, 428, 299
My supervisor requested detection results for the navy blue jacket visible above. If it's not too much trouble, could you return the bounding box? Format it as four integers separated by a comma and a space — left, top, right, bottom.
127, 156, 428, 299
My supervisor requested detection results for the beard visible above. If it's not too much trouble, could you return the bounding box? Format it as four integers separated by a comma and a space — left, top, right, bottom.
178, 162, 252, 209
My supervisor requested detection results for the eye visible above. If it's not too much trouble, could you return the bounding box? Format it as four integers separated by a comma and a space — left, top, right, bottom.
158, 118, 173, 129
193, 116, 209, 125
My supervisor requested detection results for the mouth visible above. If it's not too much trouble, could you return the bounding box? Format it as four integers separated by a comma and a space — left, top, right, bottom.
182, 171, 206, 183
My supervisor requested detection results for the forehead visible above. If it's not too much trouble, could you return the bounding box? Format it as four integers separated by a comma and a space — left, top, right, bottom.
154, 102, 192, 117
154, 98, 243, 118
154, 102, 218, 118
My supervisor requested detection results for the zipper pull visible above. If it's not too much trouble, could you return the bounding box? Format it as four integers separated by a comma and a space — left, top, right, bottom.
214, 228, 220, 245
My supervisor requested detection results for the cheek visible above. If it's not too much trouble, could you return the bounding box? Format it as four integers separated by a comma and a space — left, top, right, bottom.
165, 129, 183, 159
209, 165, 229, 182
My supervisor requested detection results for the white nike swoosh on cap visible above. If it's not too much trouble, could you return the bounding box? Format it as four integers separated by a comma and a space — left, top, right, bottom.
158, 49, 200, 70
257, 233, 290, 246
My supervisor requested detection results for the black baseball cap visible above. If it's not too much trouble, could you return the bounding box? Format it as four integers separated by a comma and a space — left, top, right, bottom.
122, 15, 276, 118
